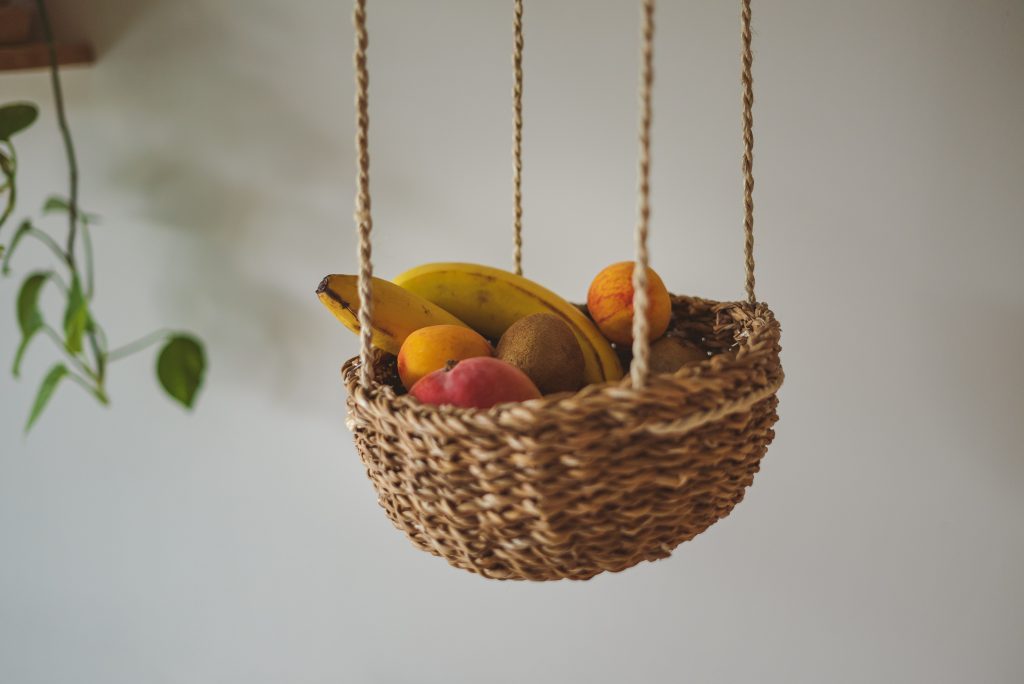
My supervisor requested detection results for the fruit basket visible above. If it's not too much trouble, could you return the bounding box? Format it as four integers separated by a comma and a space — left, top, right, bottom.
342, 295, 781, 580
331, 0, 783, 580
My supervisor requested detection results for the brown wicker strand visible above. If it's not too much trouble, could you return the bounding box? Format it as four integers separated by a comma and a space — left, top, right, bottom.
741, 0, 756, 305
353, 0, 374, 386
512, 0, 524, 276
342, 295, 783, 581
339, 0, 784, 582
630, 0, 655, 388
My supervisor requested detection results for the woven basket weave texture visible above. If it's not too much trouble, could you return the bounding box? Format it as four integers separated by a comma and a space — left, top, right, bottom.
343, 295, 783, 581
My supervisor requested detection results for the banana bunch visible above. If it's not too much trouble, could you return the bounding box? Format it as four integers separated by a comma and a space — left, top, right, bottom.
316, 275, 468, 355
317, 264, 623, 384
394, 263, 621, 384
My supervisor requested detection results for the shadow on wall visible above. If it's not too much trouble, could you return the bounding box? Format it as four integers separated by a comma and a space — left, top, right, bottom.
58, 0, 383, 412
48, 0, 159, 56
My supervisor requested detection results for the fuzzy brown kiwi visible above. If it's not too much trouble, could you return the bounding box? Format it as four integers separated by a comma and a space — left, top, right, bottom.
647, 336, 707, 375
496, 313, 585, 394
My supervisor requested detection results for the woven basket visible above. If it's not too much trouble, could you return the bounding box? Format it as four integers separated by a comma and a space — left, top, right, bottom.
342, 295, 783, 581
339, 0, 780, 580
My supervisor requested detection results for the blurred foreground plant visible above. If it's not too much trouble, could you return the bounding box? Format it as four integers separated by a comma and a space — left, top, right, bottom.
0, 0, 206, 432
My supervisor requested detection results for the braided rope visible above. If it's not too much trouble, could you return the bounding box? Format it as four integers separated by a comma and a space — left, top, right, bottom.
741, 0, 756, 305
512, 0, 524, 275
338, 0, 781, 582
342, 296, 784, 580
353, 0, 374, 387
630, 0, 655, 388
351, 0, 760, 383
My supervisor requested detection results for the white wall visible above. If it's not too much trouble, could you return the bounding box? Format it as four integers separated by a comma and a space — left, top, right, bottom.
1, 1, 1022, 682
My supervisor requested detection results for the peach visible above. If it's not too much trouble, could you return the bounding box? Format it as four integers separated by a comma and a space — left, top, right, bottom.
586, 261, 671, 346
409, 357, 541, 409
397, 324, 492, 390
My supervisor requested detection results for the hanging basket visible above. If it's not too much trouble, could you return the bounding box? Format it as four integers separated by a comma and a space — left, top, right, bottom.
342, 295, 781, 580
338, 0, 782, 580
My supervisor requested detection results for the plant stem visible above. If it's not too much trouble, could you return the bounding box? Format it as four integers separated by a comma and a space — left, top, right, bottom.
36, 0, 104, 383
88, 327, 105, 381
48, 271, 69, 295
91, 320, 108, 353
0, 142, 15, 231
65, 369, 109, 405
41, 324, 100, 382
35, 0, 80, 265
26, 226, 71, 266
81, 220, 94, 297
107, 328, 173, 362
39, 268, 69, 295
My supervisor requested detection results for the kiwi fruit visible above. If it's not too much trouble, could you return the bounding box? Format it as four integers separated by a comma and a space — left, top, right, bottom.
497, 313, 585, 394
646, 336, 707, 375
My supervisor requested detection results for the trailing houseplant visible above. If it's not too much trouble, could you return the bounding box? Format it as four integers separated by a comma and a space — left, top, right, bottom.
0, 0, 206, 432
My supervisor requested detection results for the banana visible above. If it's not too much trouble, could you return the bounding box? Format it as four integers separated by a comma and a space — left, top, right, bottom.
393, 263, 623, 384
316, 274, 468, 355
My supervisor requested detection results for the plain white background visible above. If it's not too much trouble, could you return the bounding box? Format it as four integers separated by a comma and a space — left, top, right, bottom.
1, 1, 1022, 682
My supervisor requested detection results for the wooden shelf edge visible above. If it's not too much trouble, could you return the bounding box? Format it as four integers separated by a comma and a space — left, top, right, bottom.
0, 42, 95, 73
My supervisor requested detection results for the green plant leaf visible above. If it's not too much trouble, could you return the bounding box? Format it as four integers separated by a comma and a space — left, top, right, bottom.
17, 271, 47, 336
13, 271, 50, 376
2, 220, 32, 274
156, 335, 206, 409
42, 195, 99, 223
42, 195, 68, 213
12, 333, 35, 377
25, 363, 67, 433
63, 276, 88, 354
0, 103, 38, 141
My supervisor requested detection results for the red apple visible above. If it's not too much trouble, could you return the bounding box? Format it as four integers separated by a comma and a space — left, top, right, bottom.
409, 357, 542, 409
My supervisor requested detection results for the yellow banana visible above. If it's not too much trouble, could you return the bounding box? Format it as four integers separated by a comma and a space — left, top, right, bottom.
393, 263, 623, 384
316, 274, 468, 355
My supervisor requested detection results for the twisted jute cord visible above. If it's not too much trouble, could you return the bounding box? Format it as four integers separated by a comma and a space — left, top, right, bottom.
511, 0, 525, 275
741, 0, 756, 306
629, 0, 655, 389
354, 0, 374, 387
340, 293, 783, 581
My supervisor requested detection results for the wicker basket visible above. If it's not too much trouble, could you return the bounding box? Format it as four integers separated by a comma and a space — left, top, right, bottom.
342, 295, 783, 580
339, 0, 780, 580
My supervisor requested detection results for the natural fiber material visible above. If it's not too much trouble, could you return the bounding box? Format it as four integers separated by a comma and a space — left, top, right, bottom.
342, 296, 783, 581
740, 0, 757, 306
511, 0, 524, 276
630, 0, 655, 389
353, 0, 374, 387
341, 0, 783, 581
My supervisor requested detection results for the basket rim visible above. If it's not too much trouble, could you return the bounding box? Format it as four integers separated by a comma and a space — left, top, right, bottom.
343, 295, 783, 435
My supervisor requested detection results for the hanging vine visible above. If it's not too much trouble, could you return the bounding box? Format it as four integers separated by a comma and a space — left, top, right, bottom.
0, 0, 206, 432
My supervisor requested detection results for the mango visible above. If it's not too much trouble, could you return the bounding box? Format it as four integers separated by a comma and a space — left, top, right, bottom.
586, 261, 671, 345
397, 325, 492, 390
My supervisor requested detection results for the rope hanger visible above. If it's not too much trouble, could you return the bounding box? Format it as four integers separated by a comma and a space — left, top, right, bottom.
511, 0, 524, 276
340, 0, 781, 582
352, 0, 373, 388
630, 0, 655, 387
351, 0, 759, 390
740, 0, 757, 306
